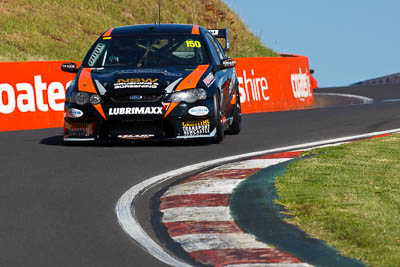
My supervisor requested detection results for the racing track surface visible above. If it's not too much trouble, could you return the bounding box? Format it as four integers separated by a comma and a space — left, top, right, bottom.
1, 84, 400, 267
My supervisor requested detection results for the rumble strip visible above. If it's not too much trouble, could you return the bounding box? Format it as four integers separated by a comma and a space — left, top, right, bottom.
115, 128, 400, 266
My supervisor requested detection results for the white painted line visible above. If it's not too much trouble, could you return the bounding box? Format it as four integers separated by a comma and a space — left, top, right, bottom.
225, 264, 313, 267
293, 141, 352, 152
213, 158, 292, 170
64, 137, 95, 142
162, 178, 245, 198
314, 92, 373, 104
115, 128, 400, 266
162, 206, 233, 222
173, 233, 271, 252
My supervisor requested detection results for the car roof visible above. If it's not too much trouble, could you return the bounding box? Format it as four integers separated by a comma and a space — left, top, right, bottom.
104, 24, 205, 36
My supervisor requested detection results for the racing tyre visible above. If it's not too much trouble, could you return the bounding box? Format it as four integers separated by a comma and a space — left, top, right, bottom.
213, 93, 224, 143
225, 88, 242, 135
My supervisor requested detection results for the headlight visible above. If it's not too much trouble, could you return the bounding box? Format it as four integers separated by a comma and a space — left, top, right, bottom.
75, 92, 90, 105
67, 92, 102, 105
89, 94, 102, 105
169, 88, 207, 103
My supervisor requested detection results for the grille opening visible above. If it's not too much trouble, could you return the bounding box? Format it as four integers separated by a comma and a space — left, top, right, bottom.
110, 94, 163, 103
107, 120, 164, 137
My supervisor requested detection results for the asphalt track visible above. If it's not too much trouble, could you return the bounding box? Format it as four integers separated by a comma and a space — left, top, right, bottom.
1, 84, 400, 267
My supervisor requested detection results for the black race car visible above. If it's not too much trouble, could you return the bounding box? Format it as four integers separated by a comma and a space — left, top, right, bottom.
61, 24, 241, 143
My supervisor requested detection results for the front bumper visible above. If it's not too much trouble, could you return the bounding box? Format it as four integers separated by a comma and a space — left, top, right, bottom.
63, 99, 217, 142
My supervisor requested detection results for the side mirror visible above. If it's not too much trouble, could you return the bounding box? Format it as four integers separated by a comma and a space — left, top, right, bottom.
213, 58, 236, 72
222, 58, 236, 69
310, 69, 315, 74
61, 62, 79, 73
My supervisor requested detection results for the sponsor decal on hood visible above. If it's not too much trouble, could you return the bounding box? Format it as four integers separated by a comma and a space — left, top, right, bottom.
114, 78, 159, 89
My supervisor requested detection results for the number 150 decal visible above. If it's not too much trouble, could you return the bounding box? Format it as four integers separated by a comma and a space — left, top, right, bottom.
186, 40, 201, 48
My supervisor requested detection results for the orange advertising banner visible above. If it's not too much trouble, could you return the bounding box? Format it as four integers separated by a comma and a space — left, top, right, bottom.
0, 56, 314, 131
235, 55, 314, 114
0, 61, 77, 131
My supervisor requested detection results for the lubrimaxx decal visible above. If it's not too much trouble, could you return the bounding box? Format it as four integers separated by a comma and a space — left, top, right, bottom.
188, 106, 209, 116
291, 68, 312, 99
114, 78, 159, 89
108, 107, 163, 115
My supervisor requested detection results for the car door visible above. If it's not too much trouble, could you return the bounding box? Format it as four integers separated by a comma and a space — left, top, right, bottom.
212, 36, 236, 113
205, 33, 232, 115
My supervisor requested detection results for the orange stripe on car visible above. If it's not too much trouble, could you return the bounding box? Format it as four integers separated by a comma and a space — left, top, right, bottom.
175, 65, 209, 92
78, 68, 107, 120
78, 68, 97, 94
191, 25, 200, 35
230, 91, 237, 105
103, 28, 114, 37
94, 104, 107, 119
163, 102, 179, 118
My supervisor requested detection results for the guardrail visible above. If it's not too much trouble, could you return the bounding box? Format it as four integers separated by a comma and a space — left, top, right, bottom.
352, 72, 400, 86
0, 55, 315, 131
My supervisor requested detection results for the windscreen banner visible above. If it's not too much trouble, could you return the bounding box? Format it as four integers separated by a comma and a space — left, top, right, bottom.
0, 56, 315, 131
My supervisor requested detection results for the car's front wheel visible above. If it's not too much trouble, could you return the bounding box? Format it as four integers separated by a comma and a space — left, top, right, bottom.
213, 93, 224, 143
225, 88, 242, 135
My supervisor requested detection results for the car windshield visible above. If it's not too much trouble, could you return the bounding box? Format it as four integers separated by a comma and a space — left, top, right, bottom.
83, 34, 209, 68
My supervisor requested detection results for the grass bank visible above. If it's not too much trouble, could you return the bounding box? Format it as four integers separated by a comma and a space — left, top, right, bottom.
275, 134, 400, 267
0, 0, 278, 62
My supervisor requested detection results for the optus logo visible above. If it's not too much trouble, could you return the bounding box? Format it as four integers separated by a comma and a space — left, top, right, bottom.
0, 75, 71, 114
291, 68, 312, 100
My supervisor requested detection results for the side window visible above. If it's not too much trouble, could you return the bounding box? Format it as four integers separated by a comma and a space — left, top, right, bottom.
211, 35, 226, 60
205, 33, 223, 64
87, 42, 107, 67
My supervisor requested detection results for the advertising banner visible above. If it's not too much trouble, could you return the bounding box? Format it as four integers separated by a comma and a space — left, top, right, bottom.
0, 56, 314, 131
235, 55, 314, 114
0, 61, 78, 131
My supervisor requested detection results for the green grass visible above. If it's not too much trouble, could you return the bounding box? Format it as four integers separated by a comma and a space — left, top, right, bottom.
0, 0, 278, 62
275, 134, 400, 267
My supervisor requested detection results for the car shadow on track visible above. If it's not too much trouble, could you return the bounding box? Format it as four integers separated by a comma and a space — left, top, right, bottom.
40, 135, 215, 147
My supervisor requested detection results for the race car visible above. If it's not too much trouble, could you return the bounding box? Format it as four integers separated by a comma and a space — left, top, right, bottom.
61, 24, 241, 143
